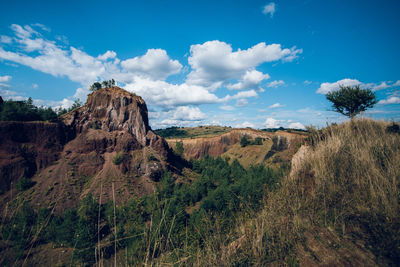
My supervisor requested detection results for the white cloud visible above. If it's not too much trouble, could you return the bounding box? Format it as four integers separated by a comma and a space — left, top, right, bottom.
317, 78, 361, 94
264, 117, 283, 128
31, 23, 50, 32
317, 78, 400, 94
121, 49, 182, 80
304, 80, 312, 85
267, 80, 285, 88
288, 122, 305, 130
229, 89, 258, 100
159, 106, 207, 127
32, 83, 38, 89
0, 35, 12, 44
235, 121, 255, 128
372, 81, 390, 91
263, 2, 276, 17
269, 102, 283, 108
227, 69, 270, 90
187, 40, 301, 89
0, 75, 12, 82
378, 96, 400, 105
124, 77, 221, 108
220, 105, 235, 111
0, 24, 305, 125
166, 106, 207, 121
97, 50, 117, 61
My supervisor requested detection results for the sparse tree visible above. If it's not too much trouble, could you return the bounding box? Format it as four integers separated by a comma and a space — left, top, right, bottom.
89, 82, 102, 91
326, 85, 377, 118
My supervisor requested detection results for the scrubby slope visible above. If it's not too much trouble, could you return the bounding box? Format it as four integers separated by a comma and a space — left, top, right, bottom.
175, 119, 399, 266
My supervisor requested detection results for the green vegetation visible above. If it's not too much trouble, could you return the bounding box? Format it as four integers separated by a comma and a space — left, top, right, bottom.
155, 125, 233, 139
0, 156, 283, 265
112, 151, 126, 165
0, 97, 83, 121
89, 79, 115, 91
326, 85, 377, 118
174, 141, 184, 156
240, 136, 263, 147
0, 97, 58, 122
16, 177, 34, 191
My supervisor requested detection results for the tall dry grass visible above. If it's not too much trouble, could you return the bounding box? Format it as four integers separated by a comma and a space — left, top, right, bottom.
173, 119, 400, 266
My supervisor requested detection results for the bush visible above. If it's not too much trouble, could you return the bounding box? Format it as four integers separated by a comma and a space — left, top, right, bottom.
175, 141, 184, 156
240, 136, 249, 147
112, 152, 125, 165
147, 153, 158, 162
16, 177, 33, 191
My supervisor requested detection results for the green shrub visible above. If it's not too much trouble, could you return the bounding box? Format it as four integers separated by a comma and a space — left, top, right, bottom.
240, 136, 249, 147
112, 152, 125, 165
16, 177, 33, 191
147, 153, 158, 162
175, 141, 184, 156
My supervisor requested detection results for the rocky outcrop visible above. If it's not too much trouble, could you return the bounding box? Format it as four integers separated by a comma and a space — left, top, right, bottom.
62, 87, 169, 157
0, 87, 178, 209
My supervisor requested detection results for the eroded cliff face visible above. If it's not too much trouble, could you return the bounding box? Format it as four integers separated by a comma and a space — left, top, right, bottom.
62, 87, 168, 157
0, 87, 176, 210
0, 121, 71, 193
168, 129, 273, 159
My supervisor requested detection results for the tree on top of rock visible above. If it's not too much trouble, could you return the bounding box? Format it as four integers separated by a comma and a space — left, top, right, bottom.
89, 79, 115, 91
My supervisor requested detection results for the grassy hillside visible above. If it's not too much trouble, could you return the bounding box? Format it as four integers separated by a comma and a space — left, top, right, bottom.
155, 125, 233, 139
178, 119, 400, 266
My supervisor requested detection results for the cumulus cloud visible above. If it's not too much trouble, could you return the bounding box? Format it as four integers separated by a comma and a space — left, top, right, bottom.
97, 50, 117, 61
372, 81, 390, 91
235, 121, 255, 128
267, 80, 285, 88
269, 102, 283, 108
288, 122, 305, 130
263, 2, 276, 17
124, 77, 221, 108
378, 96, 400, 105
264, 117, 283, 128
0, 75, 12, 82
227, 69, 270, 90
165, 106, 207, 121
121, 49, 182, 80
0, 24, 304, 126
317, 78, 400, 94
187, 40, 301, 89
317, 78, 361, 94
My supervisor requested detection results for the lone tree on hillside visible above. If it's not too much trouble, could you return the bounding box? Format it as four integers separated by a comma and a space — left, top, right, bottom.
326, 85, 377, 118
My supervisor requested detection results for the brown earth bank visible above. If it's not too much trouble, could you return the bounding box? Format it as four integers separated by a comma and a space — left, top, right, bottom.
167, 128, 307, 169
0, 87, 184, 212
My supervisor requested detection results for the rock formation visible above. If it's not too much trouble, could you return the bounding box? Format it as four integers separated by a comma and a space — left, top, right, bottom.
0, 87, 178, 210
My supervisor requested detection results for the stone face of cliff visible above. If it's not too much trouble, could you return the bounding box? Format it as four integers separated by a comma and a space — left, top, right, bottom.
62, 87, 168, 157
0, 121, 71, 193
0, 87, 177, 210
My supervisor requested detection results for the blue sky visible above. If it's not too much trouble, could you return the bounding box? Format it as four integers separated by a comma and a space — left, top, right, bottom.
0, 0, 399, 129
